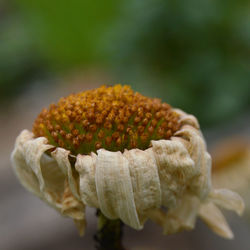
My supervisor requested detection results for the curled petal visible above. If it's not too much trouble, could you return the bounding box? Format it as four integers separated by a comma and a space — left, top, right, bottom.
61, 179, 86, 235
152, 139, 195, 177
95, 149, 141, 229
151, 139, 195, 207
51, 148, 80, 200
163, 195, 200, 234
174, 126, 212, 199
174, 108, 199, 129
208, 189, 245, 216
11, 130, 42, 197
199, 203, 233, 239
124, 148, 161, 223
75, 153, 99, 208
22, 137, 64, 207
61, 179, 85, 220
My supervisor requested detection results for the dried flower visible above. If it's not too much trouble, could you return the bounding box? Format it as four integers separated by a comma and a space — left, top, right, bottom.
11, 85, 244, 239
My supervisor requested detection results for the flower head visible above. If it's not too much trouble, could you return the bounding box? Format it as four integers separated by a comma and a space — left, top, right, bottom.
11, 84, 244, 238
32, 85, 180, 155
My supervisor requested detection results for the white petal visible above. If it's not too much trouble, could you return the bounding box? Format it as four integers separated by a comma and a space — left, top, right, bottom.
151, 139, 195, 207
12, 131, 86, 233
208, 189, 245, 216
199, 203, 234, 239
96, 149, 141, 229
61, 179, 85, 221
124, 148, 161, 223
23, 137, 63, 208
162, 195, 200, 234
173, 108, 200, 129
148, 196, 200, 235
11, 130, 42, 197
75, 153, 99, 208
173, 126, 212, 199
51, 148, 80, 200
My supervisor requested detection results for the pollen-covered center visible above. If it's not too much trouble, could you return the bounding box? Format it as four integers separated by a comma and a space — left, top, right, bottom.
33, 85, 181, 155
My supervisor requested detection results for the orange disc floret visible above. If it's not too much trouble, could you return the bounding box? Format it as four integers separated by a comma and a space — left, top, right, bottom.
33, 84, 181, 155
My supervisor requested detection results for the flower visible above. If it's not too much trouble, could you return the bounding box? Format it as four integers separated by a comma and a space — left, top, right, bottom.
11, 85, 244, 238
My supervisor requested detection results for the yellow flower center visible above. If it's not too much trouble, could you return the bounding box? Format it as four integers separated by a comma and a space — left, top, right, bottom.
33, 84, 181, 155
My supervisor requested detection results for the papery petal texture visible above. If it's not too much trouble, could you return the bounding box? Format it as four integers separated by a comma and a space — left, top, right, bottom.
11, 130, 86, 234
75, 153, 99, 208
95, 149, 141, 229
124, 148, 162, 223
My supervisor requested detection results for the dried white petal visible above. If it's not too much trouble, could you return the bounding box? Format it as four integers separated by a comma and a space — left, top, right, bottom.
51, 148, 80, 200
22, 136, 64, 207
163, 195, 200, 234
95, 149, 141, 229
199, 203, 234, 239
75, 153, 99, 208
151, 139, 195, 207
208, 189, 244, 216
11, 130, 85, 234
173, 126, 212, 199
124, 148, 161, 223
11, 130, 42, 198
61, 179, 86, 235
174, 108, 199, 129
61, 179, 85, 220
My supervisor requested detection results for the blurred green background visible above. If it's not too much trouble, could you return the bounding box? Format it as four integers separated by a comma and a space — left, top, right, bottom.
1, 0, 249, 127
1, 1, 250, 250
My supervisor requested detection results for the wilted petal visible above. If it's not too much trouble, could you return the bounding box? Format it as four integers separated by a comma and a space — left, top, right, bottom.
174, 108, 199, 129
23, 137, 65, 208
174, 126, 212, 199
208, 189, 244, 216
163, 195, 200, 234
124, 148, 161, 223
96, 149, 141, 229
61, 179, 85, 220
51, 148, 80, 200
151, 139, 195, 207
199, 203, 233, 239
11, 130, 42, 198
75, 153, 99, 208
61, 179, 86, 235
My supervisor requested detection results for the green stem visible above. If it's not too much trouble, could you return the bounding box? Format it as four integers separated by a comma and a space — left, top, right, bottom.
94, 210, 125, 250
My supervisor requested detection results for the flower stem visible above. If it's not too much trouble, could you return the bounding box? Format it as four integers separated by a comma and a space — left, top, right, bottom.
94, 209, 125, 250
